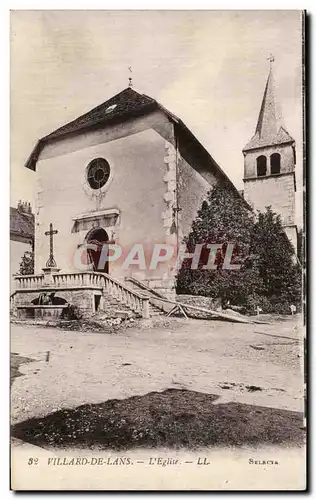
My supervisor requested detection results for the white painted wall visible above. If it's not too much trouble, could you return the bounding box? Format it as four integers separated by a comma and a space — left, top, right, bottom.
35, 126, 169, 278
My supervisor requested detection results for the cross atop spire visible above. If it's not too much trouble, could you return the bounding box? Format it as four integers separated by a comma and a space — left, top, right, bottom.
128, 66, 133, 88
267, 53, 275, 69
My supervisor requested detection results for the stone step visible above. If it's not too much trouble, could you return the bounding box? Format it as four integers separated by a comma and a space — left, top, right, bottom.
99, 280, 165, 318
100, 292, 138, 318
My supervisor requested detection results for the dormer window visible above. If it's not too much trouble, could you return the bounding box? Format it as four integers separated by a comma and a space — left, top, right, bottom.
257, 155, 267, 177
105, 104, 117, 114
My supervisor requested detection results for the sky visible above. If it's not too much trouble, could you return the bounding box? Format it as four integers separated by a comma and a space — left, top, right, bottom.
10, 10, 303, 223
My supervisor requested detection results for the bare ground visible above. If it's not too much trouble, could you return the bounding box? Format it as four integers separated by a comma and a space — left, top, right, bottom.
11, 315, 305, 450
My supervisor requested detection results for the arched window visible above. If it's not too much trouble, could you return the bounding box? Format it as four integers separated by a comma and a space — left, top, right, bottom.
256, 155, 267, 177
270, 153, 281, 174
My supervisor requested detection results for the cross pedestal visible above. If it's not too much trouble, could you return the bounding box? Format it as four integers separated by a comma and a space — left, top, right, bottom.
42, 266, 60, 286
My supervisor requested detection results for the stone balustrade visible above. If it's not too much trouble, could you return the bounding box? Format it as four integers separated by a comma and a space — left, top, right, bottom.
14, 275, 44, 289
14, 271, 150, 318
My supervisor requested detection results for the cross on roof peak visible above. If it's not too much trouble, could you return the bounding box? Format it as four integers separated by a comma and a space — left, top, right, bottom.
267, 53, 275, 69
128, 66, 133, 88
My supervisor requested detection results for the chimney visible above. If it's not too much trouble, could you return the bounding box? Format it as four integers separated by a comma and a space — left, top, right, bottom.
17, 200, 33, 216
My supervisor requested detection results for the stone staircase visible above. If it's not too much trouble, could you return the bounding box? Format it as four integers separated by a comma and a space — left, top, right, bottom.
124, 278, 165, 317
13, 271, 164, 321
101, 290, 139, 319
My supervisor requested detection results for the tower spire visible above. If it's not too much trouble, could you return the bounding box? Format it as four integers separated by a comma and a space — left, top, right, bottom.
243, 57, 293, 151
254, 61, 281, 141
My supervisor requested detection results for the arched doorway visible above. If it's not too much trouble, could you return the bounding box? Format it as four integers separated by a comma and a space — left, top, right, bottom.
85, 228, 109, 273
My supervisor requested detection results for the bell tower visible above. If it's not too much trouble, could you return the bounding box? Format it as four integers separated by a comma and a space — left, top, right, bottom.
243, 58, 297, 252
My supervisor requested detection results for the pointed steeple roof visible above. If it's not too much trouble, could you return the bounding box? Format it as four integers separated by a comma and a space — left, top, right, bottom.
243, 67, 294, 152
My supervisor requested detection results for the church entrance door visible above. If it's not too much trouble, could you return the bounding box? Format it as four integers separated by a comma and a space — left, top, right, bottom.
86, 228, 109, 274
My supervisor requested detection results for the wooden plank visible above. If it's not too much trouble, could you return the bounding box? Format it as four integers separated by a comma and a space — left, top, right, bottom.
166, 305, 177, 317
125, 278, 268, 325
149, 296, 268, 324
178, 304, 189, 319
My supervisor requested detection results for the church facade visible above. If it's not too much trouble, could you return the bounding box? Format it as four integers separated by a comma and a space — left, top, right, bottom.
243, 66, 297, 252
25, 86, 240, 297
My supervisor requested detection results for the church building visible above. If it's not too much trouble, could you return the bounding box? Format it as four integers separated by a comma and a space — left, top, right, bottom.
14, 65, 298, 318
25, 85, 242, 297
243, 64, 298, 252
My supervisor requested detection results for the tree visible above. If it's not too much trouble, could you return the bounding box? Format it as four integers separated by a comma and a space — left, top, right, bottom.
176, 185, 302, 314
18, 250, 34, 275
251, 207, 302, 313
176, 181, 261, 306
297, 228, 304, 266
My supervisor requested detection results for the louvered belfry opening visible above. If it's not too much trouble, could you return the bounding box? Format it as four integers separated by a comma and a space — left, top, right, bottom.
256, 155, 267, 177
270, 152, 281, 174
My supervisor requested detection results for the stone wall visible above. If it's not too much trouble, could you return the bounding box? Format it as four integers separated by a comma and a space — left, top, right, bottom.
13, 288, 96, 315
244, 173, 296, 226
177, 155, 214, 239
284, 226, 298, 255
176, 294, 221, 310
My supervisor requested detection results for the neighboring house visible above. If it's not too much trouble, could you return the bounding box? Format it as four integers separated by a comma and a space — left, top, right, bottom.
25, 86, 243, 297
10, 202, 34, 291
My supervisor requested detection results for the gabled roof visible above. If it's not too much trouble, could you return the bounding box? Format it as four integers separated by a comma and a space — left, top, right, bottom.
25, 86, 245, 202
25, 88, 157, 170
243, 68, 294, 152
44, 87, 156, 141
10, 207, 34, 240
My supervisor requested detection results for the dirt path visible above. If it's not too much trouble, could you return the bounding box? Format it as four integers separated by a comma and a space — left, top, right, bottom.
11, 316, 304, 427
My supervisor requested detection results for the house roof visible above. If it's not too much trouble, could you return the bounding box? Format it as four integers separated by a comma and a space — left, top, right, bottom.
10, 207, 34, 240
25, 86, 245, 202
243, 68, 294, 152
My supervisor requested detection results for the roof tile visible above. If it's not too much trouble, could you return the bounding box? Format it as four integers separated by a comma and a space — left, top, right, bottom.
10, 207, 34, 239
44, 87, 156, 141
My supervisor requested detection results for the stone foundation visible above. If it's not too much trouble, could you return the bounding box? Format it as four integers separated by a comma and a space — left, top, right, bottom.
176, 294, 221, 310
12, 287, 102, 318
17, 305, 67, 320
